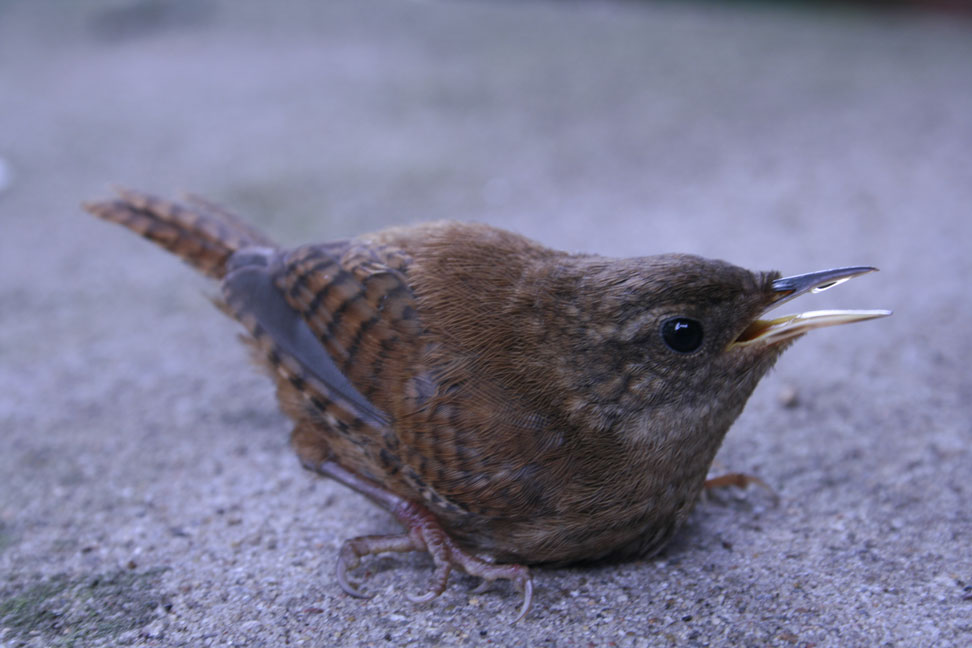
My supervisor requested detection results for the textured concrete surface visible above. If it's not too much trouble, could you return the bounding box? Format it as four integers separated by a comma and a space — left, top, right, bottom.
1, 1, 970, 646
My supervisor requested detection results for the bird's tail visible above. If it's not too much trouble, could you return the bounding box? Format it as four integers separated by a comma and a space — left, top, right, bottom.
83, 187, 275, 279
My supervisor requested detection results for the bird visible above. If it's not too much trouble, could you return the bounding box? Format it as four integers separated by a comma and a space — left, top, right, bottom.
83, 188, 889, 622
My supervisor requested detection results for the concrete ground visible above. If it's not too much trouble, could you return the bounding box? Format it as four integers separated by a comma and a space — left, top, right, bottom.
1, 1, 970, 646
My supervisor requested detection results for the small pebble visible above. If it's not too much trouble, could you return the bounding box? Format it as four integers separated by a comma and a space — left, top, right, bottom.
778, 385, 799, 408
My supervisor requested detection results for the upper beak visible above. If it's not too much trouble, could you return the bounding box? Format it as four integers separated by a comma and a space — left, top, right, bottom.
731, 266, 892, 348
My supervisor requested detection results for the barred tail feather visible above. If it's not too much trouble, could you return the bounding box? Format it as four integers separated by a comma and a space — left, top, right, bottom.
83, 187, 274, 279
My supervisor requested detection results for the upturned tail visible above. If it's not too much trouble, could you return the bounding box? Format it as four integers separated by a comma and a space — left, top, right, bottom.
83, 187, 275, 279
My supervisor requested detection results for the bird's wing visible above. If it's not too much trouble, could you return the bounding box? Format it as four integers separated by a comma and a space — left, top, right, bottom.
221, 243, 429, 500
225, 235, 562, 529
270, 241, 424, 420
222, 244, 393, 429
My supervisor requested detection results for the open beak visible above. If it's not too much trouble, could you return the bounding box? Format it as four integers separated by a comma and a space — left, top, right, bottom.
731, 266, 891, 348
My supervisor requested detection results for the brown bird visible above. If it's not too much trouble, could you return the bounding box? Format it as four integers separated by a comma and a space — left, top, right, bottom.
83, 189, 889, 621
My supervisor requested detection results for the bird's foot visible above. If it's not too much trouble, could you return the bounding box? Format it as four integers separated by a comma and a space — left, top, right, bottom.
307, 460, 533, 621
337, 500, 533, 623
704, 472, 779, 505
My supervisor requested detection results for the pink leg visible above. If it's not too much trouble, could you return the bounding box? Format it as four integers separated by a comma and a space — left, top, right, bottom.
313, 461, 534, 623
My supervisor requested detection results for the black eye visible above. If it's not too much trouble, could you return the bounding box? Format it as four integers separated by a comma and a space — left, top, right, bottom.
661, 317, 704, 353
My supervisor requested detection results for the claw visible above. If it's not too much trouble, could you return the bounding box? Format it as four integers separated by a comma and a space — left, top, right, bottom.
406, 560, 451, 604
406, 588, 440, 604
336, 534, 415, 599
471, 579, 493, 595
704, 472, 780, 506
336, 539, 375, 599
336, 569, 373, 599
512, 576, 534, 625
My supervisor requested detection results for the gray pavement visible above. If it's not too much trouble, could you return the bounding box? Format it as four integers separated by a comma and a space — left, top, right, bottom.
1, 1, 970, 646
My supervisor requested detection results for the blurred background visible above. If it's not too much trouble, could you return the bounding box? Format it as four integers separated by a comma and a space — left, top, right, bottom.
1, 0, 970, 259
1, 1, 970, 646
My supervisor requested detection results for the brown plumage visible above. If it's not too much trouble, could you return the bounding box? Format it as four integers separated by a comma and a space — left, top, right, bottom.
83, 188, 889, 621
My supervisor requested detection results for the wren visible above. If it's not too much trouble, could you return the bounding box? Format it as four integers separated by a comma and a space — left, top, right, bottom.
84, 189, 889, 621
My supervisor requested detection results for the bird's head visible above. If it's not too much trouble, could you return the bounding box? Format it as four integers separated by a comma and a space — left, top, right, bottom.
563, 257, 889, 453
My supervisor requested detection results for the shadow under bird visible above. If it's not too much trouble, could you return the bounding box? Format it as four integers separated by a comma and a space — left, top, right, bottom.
84, 189, 890, 621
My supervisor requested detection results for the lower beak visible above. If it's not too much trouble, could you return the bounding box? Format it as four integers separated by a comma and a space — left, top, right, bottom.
731, 266, 891, 348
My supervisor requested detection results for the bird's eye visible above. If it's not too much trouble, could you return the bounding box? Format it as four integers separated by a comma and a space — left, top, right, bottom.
661, 317, 704, 353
